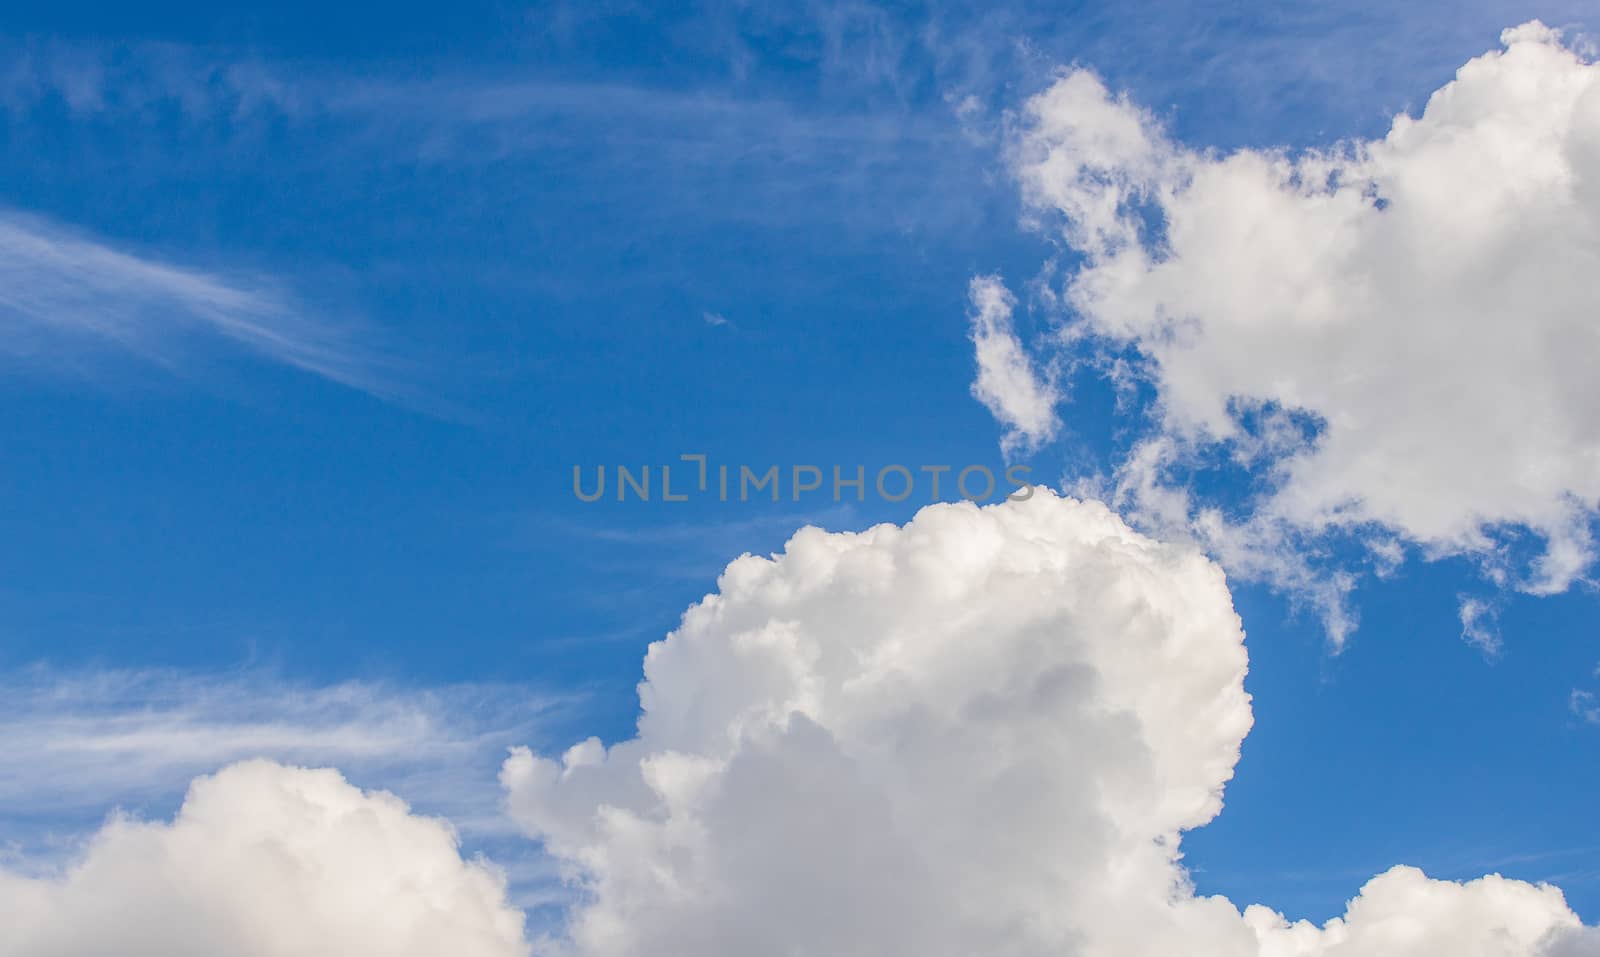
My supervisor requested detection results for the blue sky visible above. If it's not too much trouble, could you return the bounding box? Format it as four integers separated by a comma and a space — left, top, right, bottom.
2, 0, 1598, 946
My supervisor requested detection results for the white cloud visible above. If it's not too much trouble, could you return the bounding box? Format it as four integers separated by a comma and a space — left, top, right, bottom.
0, 667, 569, 842
504, 492, 1589, 956
0, 760, 531, 957
1459, 596, 1504, 657
1072, 436, 1362, 646
1003, 22, 1600, 618
1248, 867, 1589, 957
1572, 689, 1600, 725
0, 210, 393, 393
1548, 928, 1600, 957
968, 275, 1061, 455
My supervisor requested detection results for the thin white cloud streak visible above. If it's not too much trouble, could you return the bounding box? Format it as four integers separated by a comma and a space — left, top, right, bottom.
0, 35, 963, 169
0, 211, 399, 395
0, 666, 573, 840
0, 35, 988, 244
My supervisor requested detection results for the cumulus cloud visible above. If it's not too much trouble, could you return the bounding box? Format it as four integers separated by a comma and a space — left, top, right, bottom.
967, 275, 1061, 455
1548, 927, 1600, 956
997, 23, 1600, 624
0, 760, 531, 957
505, 493, 1589, 956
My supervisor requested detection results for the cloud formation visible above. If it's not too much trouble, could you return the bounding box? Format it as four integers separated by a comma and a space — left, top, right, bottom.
968, 276, 1061, 455
0, 667, 572, 876
0, 760, 531, 957
0, 499, 1586, 954
981, 22, 1600, 624
504, 492, 1590, 955
0, 210, 391, 393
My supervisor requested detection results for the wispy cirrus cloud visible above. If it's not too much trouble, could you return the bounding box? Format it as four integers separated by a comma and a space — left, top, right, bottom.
0, 665, 574, 841
0, 34, 989, 241
1573, 688, 1600, 726
0, 210, 401, 395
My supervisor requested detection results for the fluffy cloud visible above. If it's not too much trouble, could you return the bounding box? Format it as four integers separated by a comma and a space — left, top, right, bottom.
995, 23, 1600, 604
0, 760, 531, 957
968, 275, 1061, 455
505, 493, 1588, 956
